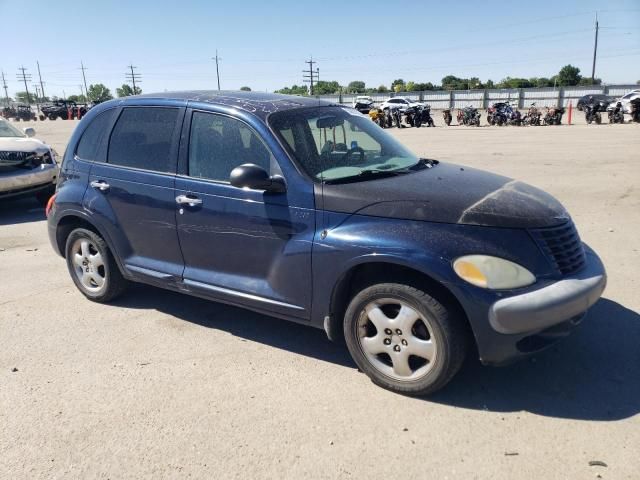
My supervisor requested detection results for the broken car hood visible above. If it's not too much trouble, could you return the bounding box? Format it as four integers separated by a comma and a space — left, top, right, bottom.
319, 162, 569, 228
0, 137, 50, 154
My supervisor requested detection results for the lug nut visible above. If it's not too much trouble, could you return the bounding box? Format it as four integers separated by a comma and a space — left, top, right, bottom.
384, 328, 393, 335
395, 329, 402, 335
383, 338, 391, 345
393, 345, 401, 352
401, 339, 408, 346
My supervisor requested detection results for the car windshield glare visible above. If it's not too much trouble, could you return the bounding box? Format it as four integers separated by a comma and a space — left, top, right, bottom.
0, 121, 25, 138
269, 106, 420, 182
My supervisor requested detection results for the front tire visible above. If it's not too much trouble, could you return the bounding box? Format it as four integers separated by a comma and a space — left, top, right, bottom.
343, 283, 468, 396
65, 228, 128, 302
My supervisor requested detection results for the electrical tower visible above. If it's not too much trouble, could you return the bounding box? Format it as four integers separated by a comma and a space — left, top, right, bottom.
36, 61, 46, 100
80, 61, 89, 99
17, 66, 33, 105
302, 57, 318, 95
212, 50, 221, 90
1, 71, 9, 107
125, 65, 142, 95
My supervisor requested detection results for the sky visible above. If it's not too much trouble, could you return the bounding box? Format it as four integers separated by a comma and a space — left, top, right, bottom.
1, 0, 639, 99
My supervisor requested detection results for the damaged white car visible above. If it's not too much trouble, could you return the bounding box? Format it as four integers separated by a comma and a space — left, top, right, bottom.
0, 119, 58, 205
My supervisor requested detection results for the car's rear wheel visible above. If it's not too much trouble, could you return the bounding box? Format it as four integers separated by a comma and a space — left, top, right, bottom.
65, 228, 127, 302
344, 283, 468, 396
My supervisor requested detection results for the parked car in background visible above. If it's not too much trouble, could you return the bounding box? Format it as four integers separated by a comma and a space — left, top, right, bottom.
1, 104, 37, 121
0, 119, 58, 204
576, 94, 614, 111
353, 96, 374, 114
608, 89, 640, 114
41, 100, 87, 120
379, 96, 422, 111
47, 91, 606, 396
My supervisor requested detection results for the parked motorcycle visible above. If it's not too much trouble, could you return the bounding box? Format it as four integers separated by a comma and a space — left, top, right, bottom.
459, 106, 480, 126
631, 98, 640, 123
584, 103, 603, 124
608, 102, 625, 124
544, 106, 564, 125
390, 106, 403, 128
522, 103, 541, 126
442, 108, 452, 126
369, 108, 387, 128
403, 105, 421, 127
487, 102, 511, 126
508, 109, 522, 126
412, 104, 435, 127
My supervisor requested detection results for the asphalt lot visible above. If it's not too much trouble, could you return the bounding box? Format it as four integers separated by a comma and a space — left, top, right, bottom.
1, 118, 639, 479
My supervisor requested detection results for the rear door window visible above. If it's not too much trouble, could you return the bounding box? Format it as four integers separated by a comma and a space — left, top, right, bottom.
75, 109, 116, 161
108, 107, 179, 172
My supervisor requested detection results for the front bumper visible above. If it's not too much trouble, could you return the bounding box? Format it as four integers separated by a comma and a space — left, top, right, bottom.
460, 246, 606, 366
0, 163, 58, 198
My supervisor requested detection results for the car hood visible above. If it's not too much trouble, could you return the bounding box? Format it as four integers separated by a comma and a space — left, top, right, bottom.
0, 137, 50, 154
319, 162, 570, 228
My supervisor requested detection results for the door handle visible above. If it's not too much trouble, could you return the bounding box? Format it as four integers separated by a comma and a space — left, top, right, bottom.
175, 194, 202, 207
90, 180, 110, 192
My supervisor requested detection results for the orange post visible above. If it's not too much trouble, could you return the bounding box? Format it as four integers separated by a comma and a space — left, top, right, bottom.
568, 101, 573, 125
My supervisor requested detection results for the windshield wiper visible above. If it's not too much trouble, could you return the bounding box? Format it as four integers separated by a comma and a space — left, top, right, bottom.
323, 169, 409, 185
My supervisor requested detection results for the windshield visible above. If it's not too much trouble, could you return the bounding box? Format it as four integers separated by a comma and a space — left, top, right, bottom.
0, 120, 25, 138
269, 106, 421, 182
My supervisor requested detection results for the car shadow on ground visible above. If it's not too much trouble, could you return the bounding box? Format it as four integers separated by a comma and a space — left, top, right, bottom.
114, 285, 639, 421
0, 197, 46, 226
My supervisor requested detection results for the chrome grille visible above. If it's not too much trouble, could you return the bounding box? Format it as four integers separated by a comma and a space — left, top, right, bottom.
530, 221, 586, 275
0, 151, 42, 169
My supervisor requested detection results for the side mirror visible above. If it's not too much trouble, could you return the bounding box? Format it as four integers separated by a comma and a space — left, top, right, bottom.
230, 164, 286, 193
23, 127, 36, 138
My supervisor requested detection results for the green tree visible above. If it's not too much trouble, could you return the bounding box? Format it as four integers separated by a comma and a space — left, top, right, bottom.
497, 77, 533, 88
578, 77, 601, 86
240, 86, 251, 91
312, 80, 341, 95
441, 75, 467, 90
275, 84, 308, 95
347, 81, 366, 93
67, 94, 87, 103
376, 85, 389, 93
414, 82, 436, 91
555, 64, 582, 86
116, 84, 142, 97
391, 79, 405, 92
87, 84, 113, 103
15, 91, 36, 104
485, 79, 495, 89
405, 81, 417, 92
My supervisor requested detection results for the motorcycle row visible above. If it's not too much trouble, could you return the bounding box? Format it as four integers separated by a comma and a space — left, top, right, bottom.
367, 99, 639, 128
369, 104, 435, 128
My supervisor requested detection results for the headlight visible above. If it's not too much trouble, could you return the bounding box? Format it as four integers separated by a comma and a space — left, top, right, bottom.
453, 255, 535, 289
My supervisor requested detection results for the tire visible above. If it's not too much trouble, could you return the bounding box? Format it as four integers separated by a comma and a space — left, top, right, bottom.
595, 113, 602, 125
343, 283, 468, 396
65, 228, 128, 303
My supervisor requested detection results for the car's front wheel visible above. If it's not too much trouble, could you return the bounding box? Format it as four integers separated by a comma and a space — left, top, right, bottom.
344, 283, 468, 396
65, 228, 128, 302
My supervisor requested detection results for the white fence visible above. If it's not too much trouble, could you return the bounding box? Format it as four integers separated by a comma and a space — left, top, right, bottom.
317, 84, 638, 109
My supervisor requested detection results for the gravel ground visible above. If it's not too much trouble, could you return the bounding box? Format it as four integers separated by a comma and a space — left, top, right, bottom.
1, 118, 639, 479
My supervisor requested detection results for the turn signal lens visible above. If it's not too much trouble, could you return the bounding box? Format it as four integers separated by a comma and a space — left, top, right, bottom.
45, 193, 57, 217
453, 255, 536, 289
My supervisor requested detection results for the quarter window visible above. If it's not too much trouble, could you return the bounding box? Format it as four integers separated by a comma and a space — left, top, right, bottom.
76, 109, 116, 161
188, 112, 271, 182
108, 107, 179, 172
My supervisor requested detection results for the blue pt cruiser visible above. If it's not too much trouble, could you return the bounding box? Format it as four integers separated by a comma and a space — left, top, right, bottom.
47, 91, 606, 395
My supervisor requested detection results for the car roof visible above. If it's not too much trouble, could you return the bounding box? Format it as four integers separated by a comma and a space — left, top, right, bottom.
125, 90, 339, 121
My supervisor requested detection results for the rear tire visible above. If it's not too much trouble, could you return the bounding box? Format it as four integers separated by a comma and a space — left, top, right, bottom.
65, 228, 128, 303
343, 283, 468, 396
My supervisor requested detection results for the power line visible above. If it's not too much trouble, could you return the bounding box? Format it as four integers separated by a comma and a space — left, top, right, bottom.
36, 61, 46, 100
80, 61, 89, 99
125, 64, 142, 94
303, 57, 318, 95
212, 50, 221, 90
1, 71, 10, 106
17, 66, 33, 105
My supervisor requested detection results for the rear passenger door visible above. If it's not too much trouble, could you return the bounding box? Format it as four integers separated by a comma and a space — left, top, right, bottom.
85, 106, 185, 280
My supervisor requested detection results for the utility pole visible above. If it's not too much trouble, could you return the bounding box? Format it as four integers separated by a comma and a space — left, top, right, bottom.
591, 12, 599, 84
1, 71, 9, 107
17, 66, 32, 105
303, 57, 318, 95
36, 61, 46, 100
125, 64, 142, 94
33, 84, 41, 112
212, 50, 221, 90
80, 61, 89, 100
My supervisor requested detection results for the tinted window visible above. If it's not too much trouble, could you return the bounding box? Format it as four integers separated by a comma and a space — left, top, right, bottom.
108, 107, 179, 172
188, 112, 271, 182
76, 109, 116, 160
